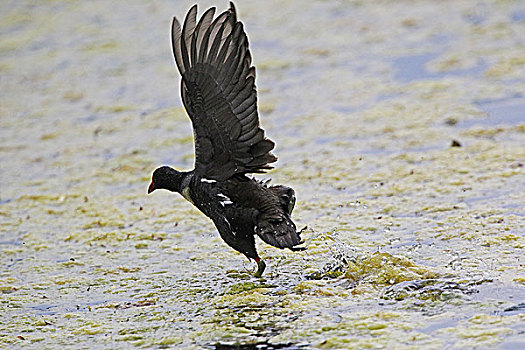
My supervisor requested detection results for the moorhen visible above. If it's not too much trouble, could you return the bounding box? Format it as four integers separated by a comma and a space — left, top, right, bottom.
148, 2, 304, 277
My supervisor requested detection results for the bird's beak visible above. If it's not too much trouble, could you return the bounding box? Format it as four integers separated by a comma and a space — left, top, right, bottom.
148, 182, 155, 194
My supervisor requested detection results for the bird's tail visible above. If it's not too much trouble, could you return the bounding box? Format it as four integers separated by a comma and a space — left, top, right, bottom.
256, 216, 303, 249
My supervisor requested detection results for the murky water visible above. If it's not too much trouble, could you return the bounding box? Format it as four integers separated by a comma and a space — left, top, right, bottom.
1, 0, 524, 348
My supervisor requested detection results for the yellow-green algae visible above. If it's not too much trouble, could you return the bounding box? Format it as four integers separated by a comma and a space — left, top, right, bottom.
1, 0, 524, 349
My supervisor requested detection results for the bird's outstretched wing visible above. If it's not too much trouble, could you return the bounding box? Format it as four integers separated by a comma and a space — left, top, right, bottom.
172, 2, 277, 180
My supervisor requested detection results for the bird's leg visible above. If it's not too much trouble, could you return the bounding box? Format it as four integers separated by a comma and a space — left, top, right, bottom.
254, 257, 266, 278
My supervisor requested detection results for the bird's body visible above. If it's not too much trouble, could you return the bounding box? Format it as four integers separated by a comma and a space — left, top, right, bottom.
148, 2, 304, 276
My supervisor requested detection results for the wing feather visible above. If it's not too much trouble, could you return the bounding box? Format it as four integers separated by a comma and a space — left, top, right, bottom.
195, 8, 215, 55
181, 5, 197, 72
171, 18, 183, 74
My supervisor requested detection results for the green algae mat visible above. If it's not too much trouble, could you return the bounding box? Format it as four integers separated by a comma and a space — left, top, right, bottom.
1, 0, 524, 349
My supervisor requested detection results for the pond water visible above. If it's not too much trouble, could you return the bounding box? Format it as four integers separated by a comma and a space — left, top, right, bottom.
1, 0, 524, 349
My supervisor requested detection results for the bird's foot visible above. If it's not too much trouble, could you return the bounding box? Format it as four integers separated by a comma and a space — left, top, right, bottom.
254, 257, 266, 278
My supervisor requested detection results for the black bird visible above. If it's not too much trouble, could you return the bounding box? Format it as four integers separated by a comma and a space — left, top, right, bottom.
148, 2, 304, 277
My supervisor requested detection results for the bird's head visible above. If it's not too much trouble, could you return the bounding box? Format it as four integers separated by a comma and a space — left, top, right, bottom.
148, 166, 183, 194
